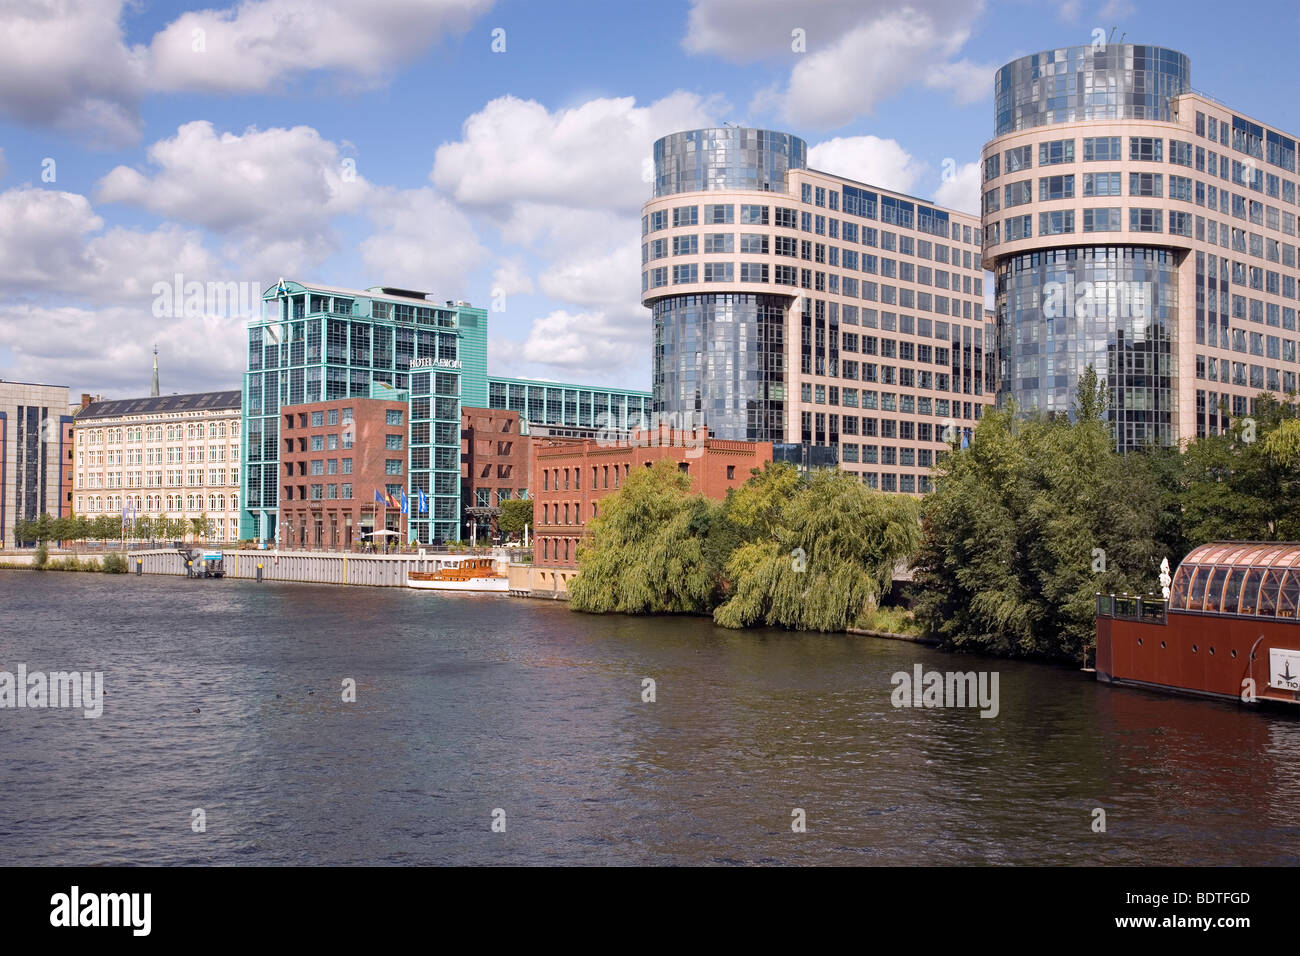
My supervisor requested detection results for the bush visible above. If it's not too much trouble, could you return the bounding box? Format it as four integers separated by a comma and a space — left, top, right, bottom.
101, 552, 127, 574
34, 541, 48, 569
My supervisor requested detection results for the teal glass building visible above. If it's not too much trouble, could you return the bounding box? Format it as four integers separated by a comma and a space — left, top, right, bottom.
241, 280, 652, 544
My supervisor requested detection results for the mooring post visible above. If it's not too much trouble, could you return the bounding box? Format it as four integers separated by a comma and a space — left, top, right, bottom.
257, 562, 263, 583
136, 557, 143, 575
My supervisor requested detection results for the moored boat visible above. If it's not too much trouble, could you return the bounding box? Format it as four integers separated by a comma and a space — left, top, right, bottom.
407, 555, 509, 593
1095, 542, 1300, 709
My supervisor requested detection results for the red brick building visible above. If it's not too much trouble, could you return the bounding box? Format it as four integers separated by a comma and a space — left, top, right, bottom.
532, 424, 772, 568
278, 397, 408, 550
460, 406, 533, 541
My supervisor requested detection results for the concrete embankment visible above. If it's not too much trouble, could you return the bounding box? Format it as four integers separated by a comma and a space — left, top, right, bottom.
129, 549, 493, 587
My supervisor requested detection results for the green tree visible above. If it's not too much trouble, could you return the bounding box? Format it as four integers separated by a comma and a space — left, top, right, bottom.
569, 459, 722, 615
912, 373, 1160, 661
713, 466, 920, 631
497, 498, 534, 537
1179, 394, 1300, 543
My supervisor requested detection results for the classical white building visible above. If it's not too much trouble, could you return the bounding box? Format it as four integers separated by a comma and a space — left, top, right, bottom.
73, 390, 243, 542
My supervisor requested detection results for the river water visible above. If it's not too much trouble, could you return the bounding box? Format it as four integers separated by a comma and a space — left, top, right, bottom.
2, 570, 1297, 865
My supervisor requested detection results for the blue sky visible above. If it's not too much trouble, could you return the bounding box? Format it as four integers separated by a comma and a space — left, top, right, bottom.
2, 0, 1298, 398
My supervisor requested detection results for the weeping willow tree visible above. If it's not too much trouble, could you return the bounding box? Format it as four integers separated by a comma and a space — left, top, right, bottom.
569, 458, 724, 615
713, 464, 921, 631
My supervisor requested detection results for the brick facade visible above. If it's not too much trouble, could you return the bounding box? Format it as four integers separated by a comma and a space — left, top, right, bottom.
532, 424, 772, 568
278, 397, 407, 550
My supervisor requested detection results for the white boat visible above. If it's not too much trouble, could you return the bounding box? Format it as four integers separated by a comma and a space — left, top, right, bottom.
407, 556, 509, 593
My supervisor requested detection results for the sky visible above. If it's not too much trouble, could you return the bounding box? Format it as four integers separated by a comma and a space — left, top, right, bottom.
2, 0, 1298, 400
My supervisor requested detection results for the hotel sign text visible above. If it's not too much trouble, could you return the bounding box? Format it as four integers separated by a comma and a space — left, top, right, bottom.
408, 357, 462, 370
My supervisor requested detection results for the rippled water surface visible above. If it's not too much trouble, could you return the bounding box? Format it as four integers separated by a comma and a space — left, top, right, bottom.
2, 570, 1298, 865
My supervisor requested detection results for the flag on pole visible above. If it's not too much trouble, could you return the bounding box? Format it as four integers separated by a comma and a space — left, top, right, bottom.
374, 489, 385, 505
417, 488, 428, 514
400, 488, 409, 515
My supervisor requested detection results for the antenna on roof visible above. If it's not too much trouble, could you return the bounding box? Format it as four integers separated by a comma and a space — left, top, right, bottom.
1107, 27, 1117, 45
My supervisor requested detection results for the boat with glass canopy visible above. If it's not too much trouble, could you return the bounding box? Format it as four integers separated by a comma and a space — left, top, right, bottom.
1095, 542, 1300, 708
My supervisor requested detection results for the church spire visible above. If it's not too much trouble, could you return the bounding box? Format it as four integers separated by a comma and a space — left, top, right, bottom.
151, 344, 159, 397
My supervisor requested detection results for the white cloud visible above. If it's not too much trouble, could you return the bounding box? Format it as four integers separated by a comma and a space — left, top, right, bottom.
931, 161, 981, 216
0, 0, 493, 145
685, 0, 986, 128
146, 0, 492, 94
433, 92, 725, 384
808, 136, 928, 195
432, 91, 725, 214
490, 259, 534, 297
97, 121, 371, 276
498, 309, 646, 372
683, 0, 869, 59
0, 303, 246, 396
1099, 0, 1136, 20
923, 58, 998, 106
0, 187, 220, 303
1058, 0, 1083, 21
0, 0, 146, 145
358, 188, 487, 297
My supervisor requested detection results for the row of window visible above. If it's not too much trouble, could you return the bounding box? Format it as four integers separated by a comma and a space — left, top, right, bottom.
645, 236, 980, 280
646, 213, 981, 268
646, 267, 982, 316
80, 422, 239, 444
988, 207, 1196, 240
77, 470, 238, 488
1196, 110, 1297, 176
77, 494, 238, 513
1195, 357, 1296, 391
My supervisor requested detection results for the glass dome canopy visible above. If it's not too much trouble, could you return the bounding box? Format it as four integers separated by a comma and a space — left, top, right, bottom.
1168, 542, 1300, 618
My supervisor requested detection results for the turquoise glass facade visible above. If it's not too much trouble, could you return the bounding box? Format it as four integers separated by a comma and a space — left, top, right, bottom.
241, 281, 653, 544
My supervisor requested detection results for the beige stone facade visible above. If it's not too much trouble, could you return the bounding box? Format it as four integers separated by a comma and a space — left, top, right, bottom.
73, 390, 243, 542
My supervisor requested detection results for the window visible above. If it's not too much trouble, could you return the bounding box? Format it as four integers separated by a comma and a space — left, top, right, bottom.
1004, 181, 1032, 207
672, 205, 698, 227
311, 411, 324, 427
1130, 137, 1163, 162
1129, 172, 1163, 198
704, 204, 734, 225
1039, 210, 1074, 235
1081, 208, 1121, 233
704, 233, 733, 254
386, 409, 403, 426
740, 204, 769, 225
1004, 145, 1032, 172
1039, 175, 1074, 200
1083, 172, 1122, 197
385, 434, 403, 450
1038, 139, 1074, 165
1130, 208, 1163, 233
1083, 137, 1121, 162
385, 459, 403, 475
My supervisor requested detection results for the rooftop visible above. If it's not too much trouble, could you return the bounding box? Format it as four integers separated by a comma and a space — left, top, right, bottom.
77, 390, 242, 420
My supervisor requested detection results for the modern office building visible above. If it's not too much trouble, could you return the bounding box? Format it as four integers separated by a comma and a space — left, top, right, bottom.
643, 127, 994, 494
242, 282, 477, 544
242, 280, 654, 545
276, 397, 409, 549
486, 376, 652, 434
982, 43, 1300, 449
73, 390, 243, 541
0, 381, 73, 547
